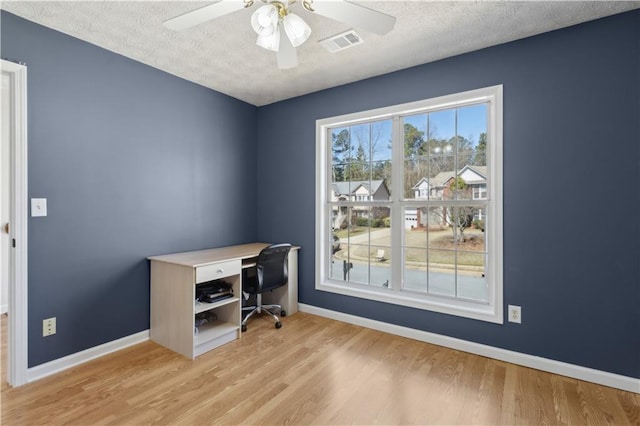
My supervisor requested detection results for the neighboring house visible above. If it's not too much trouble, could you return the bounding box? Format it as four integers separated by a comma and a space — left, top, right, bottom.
413, 165, 487, 200
408, 165, 487, 228
331, 179, 390, 203
331, 180, 390, 227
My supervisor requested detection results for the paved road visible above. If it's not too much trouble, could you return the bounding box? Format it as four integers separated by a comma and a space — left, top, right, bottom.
329, 259, 487, 301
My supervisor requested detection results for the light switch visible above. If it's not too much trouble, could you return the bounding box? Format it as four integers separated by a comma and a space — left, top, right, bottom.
31, 198, 47, 217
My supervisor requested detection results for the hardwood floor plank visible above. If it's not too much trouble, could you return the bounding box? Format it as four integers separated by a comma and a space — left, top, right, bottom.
1, 312, 638, 425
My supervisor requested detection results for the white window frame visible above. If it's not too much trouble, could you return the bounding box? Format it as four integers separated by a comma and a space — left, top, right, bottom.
315, 85, 503, 323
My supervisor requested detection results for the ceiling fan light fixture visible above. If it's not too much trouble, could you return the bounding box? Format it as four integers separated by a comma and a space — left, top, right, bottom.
256, 25, 280, 52
282, 13, 311, 47
251, 4, 278, 36
163, 0, 396, 69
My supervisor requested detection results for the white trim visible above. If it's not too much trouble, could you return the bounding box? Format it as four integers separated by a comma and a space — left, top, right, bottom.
1, 60, 29, 387
315, 85, 503, 324
299, 303, 640, 394
27, 330, 149, 384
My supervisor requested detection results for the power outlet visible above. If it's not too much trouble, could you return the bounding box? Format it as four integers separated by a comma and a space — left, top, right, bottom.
43, 317, 56, 336
508, 305, 521, 324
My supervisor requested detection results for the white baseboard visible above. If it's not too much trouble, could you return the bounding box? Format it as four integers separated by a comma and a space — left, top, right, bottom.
299, 303, 640, 394
27, 330, 149, 384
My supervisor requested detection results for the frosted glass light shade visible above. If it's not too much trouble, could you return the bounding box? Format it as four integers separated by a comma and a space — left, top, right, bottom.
282, 13, 311, 47
251, 5, 278, 36
256, 25, 280, 52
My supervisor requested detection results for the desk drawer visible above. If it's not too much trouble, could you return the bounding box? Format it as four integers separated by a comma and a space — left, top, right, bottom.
196, 260, 241, 283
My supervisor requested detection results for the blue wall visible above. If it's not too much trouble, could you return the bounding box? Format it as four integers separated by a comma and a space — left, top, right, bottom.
2, 9, 638, 378
256, 10, 640, 378
1, 12, 258, 366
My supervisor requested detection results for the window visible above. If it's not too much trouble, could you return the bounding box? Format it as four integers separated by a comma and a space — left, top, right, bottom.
316, 86, 503, 323
473, 185, 487, 200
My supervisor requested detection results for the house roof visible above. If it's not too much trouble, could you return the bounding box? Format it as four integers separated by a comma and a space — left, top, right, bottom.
461, 165, 487, 184
412, 165, 487, 189
332, 180, 386, 196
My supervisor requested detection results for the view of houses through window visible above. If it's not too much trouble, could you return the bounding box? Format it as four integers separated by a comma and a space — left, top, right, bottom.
318, 86, 502, 321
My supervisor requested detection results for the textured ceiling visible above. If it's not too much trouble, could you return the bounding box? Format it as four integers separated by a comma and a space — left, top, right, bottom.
2, 1, 639, 106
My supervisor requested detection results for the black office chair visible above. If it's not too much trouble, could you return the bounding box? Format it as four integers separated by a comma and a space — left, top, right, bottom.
241, 243, 292, 332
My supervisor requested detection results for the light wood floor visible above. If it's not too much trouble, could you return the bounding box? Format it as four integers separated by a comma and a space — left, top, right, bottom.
1, 312, 639, 425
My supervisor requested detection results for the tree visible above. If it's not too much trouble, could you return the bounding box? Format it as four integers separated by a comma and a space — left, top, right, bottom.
403, 123, 427, 197
332, 129, 350, 182
474, 132, 487, 166
404, 123, 426, 159
449, 135, 475, 169
348, 143, 369, 180
346, 123, 392, 183
371, 160, 392, 184
446, 177, 474, 242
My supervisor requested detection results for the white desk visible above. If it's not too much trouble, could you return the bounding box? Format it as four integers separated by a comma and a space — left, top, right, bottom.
148, 243, 299, 358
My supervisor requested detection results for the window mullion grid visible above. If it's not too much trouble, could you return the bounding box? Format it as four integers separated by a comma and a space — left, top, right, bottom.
318, 85, 503, 323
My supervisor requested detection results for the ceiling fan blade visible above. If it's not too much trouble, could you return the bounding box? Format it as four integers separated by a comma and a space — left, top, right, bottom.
164, 0, 246, 31
308, 0, 396, 35
277, 25, 298, 69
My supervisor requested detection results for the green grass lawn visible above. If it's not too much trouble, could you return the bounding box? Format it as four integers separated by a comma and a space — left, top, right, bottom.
335, 226, 485, 268
334, 227, 369, 238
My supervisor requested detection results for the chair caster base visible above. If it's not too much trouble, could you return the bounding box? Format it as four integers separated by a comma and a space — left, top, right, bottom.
241, 324, 247, 332
275, 321, 282, 329
281, 310, 286, 317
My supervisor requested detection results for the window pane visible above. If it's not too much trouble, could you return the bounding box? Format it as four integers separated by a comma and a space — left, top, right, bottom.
458, 104, 488, 169
331, 207, 391, 288
348, 122, 370, 182
429, 109, 456, 179
457, 250, 487, 302
331, 163, 349, 196
454, 203, 487, 301
403, 114, 426, 200
403, 114, 427, 160
372, 160, 392, 197
403, 208, 429, 292
370, 244, 392, 288
405, 158, 432, 200
403, 248, 427, 292
331, 127, 351, 166
330, 242, 351, 281
455, 104, 487, 200
371, 120, 392, 162
347, 243, 370, 286
426, 248, 456, 297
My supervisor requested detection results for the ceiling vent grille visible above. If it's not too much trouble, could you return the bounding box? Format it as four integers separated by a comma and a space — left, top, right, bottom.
319, 29, 363, 53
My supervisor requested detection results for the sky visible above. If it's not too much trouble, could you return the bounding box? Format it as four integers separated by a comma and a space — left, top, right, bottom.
404, 103, 488, 147
333, 102, 488, 162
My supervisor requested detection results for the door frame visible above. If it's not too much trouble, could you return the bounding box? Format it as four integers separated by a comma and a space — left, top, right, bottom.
2, 59, 29, 387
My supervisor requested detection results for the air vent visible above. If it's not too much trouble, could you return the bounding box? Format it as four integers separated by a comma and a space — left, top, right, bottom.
319, 29, 363, 53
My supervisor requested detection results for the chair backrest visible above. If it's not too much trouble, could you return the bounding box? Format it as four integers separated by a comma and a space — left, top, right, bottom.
256, 243, 292, 293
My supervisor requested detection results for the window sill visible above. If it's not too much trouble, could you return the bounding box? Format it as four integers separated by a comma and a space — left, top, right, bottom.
316, 279, 503, 324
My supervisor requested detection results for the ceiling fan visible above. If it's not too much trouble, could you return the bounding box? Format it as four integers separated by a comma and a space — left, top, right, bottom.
164, 0, 396, 69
